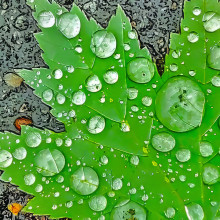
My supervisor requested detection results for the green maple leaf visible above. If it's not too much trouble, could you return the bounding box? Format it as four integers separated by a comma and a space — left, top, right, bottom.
0, 0, 219, 219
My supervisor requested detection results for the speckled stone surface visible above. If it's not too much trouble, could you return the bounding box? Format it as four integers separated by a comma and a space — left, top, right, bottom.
0, 0, 184, 219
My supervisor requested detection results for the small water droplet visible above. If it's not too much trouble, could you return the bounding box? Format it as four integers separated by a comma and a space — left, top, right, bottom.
169, 64, 178, 72
89, 195, 107, 211
127, 88, 138, 100
65, 201, 73, 208
0, 150, 13, 168
199, 141, 213, 157
26, 132, 41, 148
70, 167, 99, 195
24, 173, 36, 185
103, 71, 118, 84
57, 13, 80, 38
151, 133, 175, 152
100, 155, 108, 165
75, 46, 82, 53
211, 75, 220, 87
176, 149, 191, 162
86, 75, 102, 92
112, 178, 123, 190
131, 105, 139, 112
179, 175, 186, 182
128, 30, 137, 39
90, 30, 116, 58
38, 11, 55, 28
193, 8, 201, 16
130, 155, 139, 166
124, 43, 130, 51
165, 207, 175, 219
142, 96, 152, 107
121, 121, 130, 132
189, 70, 196, 76
127, 58, 154, 83
88, 115, 105, 134
72, 90, 86, 105
56, 175, 64, 183
13, 147, 27, 160
67, 65, 75, 73
202, 164, 219, 185
43, 89, 53, 102
35, 184, 43, 192
56, 93, 66, 104
208, 46, 220, 70
172, 50, 181, 58
53, 69, 63, 79
187, 32, 199, 43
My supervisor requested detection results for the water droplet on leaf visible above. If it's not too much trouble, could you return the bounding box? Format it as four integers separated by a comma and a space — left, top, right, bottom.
38, 11, 55, 28
72, 90, 86, 105
103, 71, 118, 84
0, 150, 13, 168
57, 13, 80, 38
199, 141, 213, 157
193, 8, 201, 16
56, 93, 66, 104
35, 184, 43, 192
202, 164, 219, 185
26, 132, 42, 148
127, 58, 154, 83
70, 167, 99, 195
13, 147, 27, 160
43, 89, 53, 102
187, 32, 199, 43
112, 178, 123, 190
24, 173, 35, 185
127, 88, 138, 100
130, 155, 139, 166
185, 203, 204, 220
176, 149, 191, 162
165, 207, 176, 219
89, 195, 107, 211
86, 75, 102, 92
207, 46, 220, 70
90, 30, 116, 58
88, 115, 105, 134
203, 12, 220, 32
211, 75, 220, 87
142, 96, 152, 107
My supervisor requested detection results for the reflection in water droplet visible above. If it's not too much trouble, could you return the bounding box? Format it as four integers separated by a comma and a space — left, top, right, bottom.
70, 167, 99, 195
208, 46, 220, 70
193, 8, 201, 16
152, 133, 175, 152
90, 30, 116, 58
57, 13, 80, 38
176, 149, 191, 162
203, 12, 220, 32
185, 203, 204, 220
165, 207, 176, 219
142, 96, 152, 107
87, 115, 105, 134
24, 173, 36, 185
38, 11, 55, 28
127, 58, 154, 83
89, 195, 107, 211
53, 69, 63, 79
111, 201, 147, 220
189, 70, 196, 77
35, 184, 43, 192
86, 75, 102, 92
72, 91, 86, 105
127, 88, 138, 100
155, 76, 205, 132
43, 89, 53, 102
0, 150, 13, 168
211, 75, 220, 87
26, 132, 42, 148
170, 64, 178, 72
199, 141, 213, 157
103, 71, 118, 84
56, 93, 66, 104
202, 164, 219, 185
187, 32, 199, 43
13, 147, 27, 160
35, 149, 65, 176
130, 155, 139, 166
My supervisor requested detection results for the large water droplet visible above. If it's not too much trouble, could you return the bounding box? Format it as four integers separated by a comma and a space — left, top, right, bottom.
127, 88, 138, 100
57, 13, 80, 38
72, 90, 86, 105
103, 70, 118, 84
211, 75, 220, 87
88, 115, 105, 134
70, 167, 99, 195
127, 58, 154, 83
112, 178, 123, 190
199, 141, 213, 157
26, 132, 42, 148
13, 147, 27, 160
207, 46, 220, 70
24, 173, 36, 185
187, 32, 199, 43
35, 149, 65, 176
0, 150, 13, 168
165, 207, 176, 219
86, 75, 102, 92
43, 89, 53, 102
185, 203, 204, 220
38, 11, 55, 28
142, 96, 152, 107
111, 201, 147, 220
90, 30, 116, 58
202, 164, 219, 185
155, 76, 205, 132
176, 149, 191, 162
89, 195, 107, 211
151, 133, 175, 152
203, 12, 220, 32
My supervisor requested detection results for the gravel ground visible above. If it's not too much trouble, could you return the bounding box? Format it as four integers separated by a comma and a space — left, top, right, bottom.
0, 0, 184, 219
